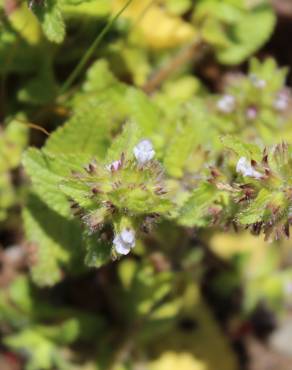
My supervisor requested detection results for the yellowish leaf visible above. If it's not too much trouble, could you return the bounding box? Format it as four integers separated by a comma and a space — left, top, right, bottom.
209, 232, 267, 261
112, 0, 196, 49
150, 351, 206, 370
8, 4, 42, 45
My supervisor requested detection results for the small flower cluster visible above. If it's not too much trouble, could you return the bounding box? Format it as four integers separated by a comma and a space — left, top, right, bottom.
215, 65, 291, 134
106, 139, 155, 172
112, 139, 155, 255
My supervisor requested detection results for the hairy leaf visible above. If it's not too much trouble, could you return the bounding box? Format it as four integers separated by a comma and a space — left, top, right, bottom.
23, 194, 84, 286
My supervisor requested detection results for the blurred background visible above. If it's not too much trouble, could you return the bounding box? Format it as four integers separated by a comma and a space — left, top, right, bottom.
1, 1, 292, 369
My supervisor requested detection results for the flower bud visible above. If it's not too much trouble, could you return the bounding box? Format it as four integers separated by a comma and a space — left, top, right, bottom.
106, 159, 122, 172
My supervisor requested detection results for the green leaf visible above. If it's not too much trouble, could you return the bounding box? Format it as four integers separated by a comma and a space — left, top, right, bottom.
164, 0, 192, 15
249, 57, 288, 92
82, 59, 119, 93
217, 5, 276, 65
0, 173, 15, 221
178, 182, 221, 227
59, 179, 96, 210
237, 188, 272, 225
45, 107, 112, 159
37, 319, 80, 344
71, 60, 161, 146
124, 87, 161, 139
9, 276, 34, 314
84, 233, 112, 268
0, 119, 28, 221
163, 104, 203, 178
61, 0, 110, 16
23, 148, 70, 217
4, 320, 78, 370
106, 120, 141, 162
18, 63, 57, 105
22, 148, 92, 216
221, 135, 262, 160
47, 64, 131, 157
5, 329, 56, 370
201, 18, 230, 49
33, 0, 65, 43
23, 194, 84, 286
0, 119, 28, 172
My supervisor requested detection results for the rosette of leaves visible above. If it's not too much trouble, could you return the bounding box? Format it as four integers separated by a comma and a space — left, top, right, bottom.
22, 60, 173, 285
176, 133, 292, 242
22, 56, 292, 288
60, 123, 173, 250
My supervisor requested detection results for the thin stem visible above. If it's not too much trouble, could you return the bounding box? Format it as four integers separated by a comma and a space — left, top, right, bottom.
16, 118, 50, 136
59, 0, 133, 95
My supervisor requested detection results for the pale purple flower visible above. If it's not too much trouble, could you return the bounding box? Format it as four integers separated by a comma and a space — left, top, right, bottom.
274, 90, 289, 111
133, 139, 155, 165
217, 95, 235, 114
236, 157, 262, 179
106, 159, 122, 172
113, 228, 136, 255
246, 106, 258, 120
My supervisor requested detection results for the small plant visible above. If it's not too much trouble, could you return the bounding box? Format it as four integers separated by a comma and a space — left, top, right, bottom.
1, 1, 292, 369
20, 56, 292, 288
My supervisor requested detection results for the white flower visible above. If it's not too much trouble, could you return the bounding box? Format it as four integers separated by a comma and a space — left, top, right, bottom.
106, 159, 122, 172
133, 139, 155, 165
236, 157, 262, 179
113, 228, 136, 255
274, 91, 289, 111
217, 95, 235, 114
250, 74, 266, 89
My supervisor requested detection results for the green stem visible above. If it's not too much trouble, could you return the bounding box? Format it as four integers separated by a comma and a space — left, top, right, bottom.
59, 0, 133, 95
